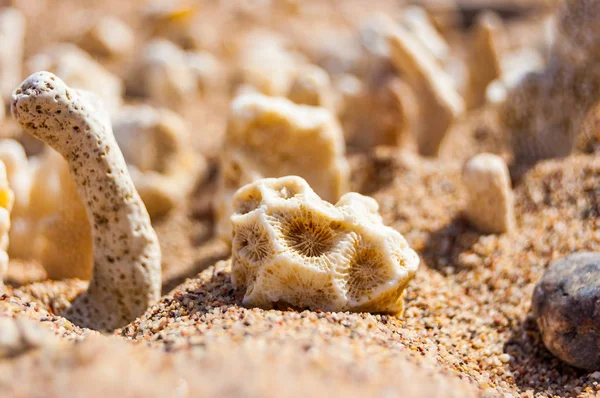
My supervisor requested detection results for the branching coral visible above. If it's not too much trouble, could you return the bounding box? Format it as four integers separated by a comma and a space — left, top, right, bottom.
12, 72, 161, 331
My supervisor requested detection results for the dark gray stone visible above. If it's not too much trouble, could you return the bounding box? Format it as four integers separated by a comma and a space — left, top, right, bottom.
532, 252, 600, 370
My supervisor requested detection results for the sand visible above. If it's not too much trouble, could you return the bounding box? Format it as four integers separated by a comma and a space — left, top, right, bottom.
1, 0, 598, 397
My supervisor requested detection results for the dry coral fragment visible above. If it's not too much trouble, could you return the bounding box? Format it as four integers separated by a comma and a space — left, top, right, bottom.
128, 39, 221, 107
12, 71, 161, 331
0, 7, 25, 100
34, 149, 92, 280
287, 64, 336, 110
467, 11, 504, 108
0, 139, 92, 280
400, 6, 450, 65
337, 15, 411, 149
215, 93, 350, 242
26, 44, 124, 115
0, 140, 27, 215
113, 105, 206, 218
144, 1, 198, 49
233, 31, 305, 97
186, 50, 223, 94
230, 176, 419, 313
0, 162, 13, 292
0, 142, 63, 261
388, 25, 465, 157
79, 16, 135, 59
462, 153, 515, 234
129, 39, 195, 107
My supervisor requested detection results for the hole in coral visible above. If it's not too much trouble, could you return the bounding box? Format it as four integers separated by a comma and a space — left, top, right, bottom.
279, 210, 338, 258
347, 245, 392, 302
233, 223, 272, 263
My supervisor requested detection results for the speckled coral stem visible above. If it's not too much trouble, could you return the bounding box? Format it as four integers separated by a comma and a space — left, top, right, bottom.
11, 71, 161, 331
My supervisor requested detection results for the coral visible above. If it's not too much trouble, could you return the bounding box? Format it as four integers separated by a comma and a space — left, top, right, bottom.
230, 176, 419, 313
467, 12, 503, 108
0, 141, 91, 281
287, 64, 335, 110
26, 44, 123, 115
113, 105, 207, 218
214, 93, 349, 242
0, 7, 25, 100
0, 161, 13, 292
462, 153, 515, 234
12, 72, 161, 331
388, 23, 465, 156
35, 150, 92, 280
79, 16, 135, 58
127, 39, 220, 107
233, 30, 304, 96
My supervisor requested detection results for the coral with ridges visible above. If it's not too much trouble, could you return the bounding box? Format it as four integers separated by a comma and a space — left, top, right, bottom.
230, 176, 419, 313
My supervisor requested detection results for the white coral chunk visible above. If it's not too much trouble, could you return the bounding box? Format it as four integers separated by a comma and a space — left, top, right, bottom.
230, 176, 419, 314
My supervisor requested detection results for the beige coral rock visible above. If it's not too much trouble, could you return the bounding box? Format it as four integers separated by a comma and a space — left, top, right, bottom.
287, 64, 335, 110
462, 153, 515, 234
388, 24, 465, 157
35, 150, 92, 280
0, 139, 91, 279
0, 162, 13, 292
400, 6, 450, 65
0, 139, 29, 216
467, 11, 504, 108
0, 7, 25, 100
0, 144, 65, 261
113, 105, 206, 218
230, 176, 419, 313
186, 50, 223, 93
144, 1, 198, 49
79, 16, 135, 59
234, 31, 304, 97
26, 44, 124, 115
128, 39, 197, 108
215, 93, 350, 242
12, 71, 161, 331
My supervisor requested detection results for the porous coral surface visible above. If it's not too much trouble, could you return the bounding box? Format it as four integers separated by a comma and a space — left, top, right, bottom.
230, 176, 419, 313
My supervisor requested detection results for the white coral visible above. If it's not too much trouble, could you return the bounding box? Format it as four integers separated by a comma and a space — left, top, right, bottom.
12, 72, 161, 331
230, 176, 419, 314
113, 105, 207, 218
0, 161, 13, 292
